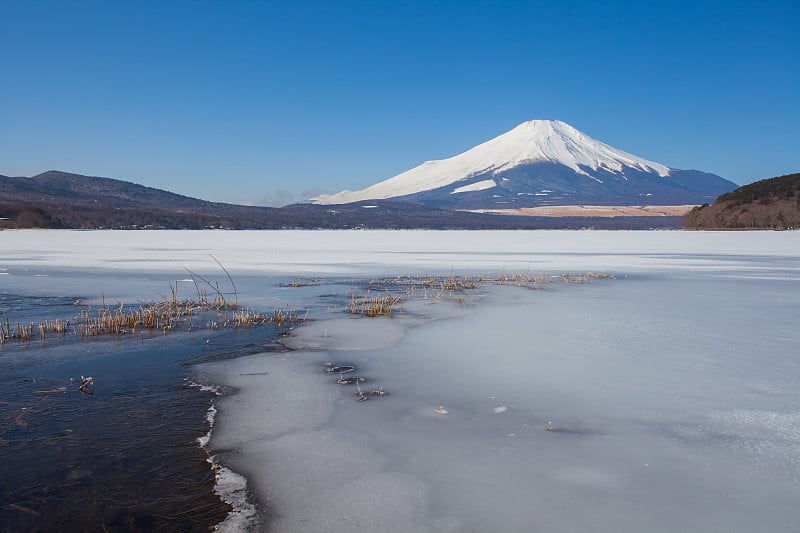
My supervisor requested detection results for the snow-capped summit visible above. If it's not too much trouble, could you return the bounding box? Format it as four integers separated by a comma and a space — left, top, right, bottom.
311, 120, 735, 208
490, 120, 671, 177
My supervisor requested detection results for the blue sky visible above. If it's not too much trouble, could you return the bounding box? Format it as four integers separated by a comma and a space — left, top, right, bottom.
2, 0, 798, 205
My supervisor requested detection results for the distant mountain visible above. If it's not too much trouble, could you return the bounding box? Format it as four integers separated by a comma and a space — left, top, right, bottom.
0, 170, 283, 229
0, 170, 685, 230
312, 120, 736, 209
686, 173, 800, 230
2, 170, 215, 208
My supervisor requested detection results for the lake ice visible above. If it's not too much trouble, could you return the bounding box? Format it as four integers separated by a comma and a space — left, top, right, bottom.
2, 230, 799, 532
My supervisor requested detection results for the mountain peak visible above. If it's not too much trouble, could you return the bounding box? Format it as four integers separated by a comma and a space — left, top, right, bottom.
312, 120, 731, 206
472, 119, 670, 178
516, 118, 571, 130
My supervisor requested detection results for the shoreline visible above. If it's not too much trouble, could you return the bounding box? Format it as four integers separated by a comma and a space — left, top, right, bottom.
189, 380, 260, 532
194, 288, 473, 531
0, 326, 237, 530
0, 289, 289, 530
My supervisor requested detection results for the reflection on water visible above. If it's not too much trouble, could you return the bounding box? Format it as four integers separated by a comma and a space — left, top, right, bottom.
0, 293, 281, 532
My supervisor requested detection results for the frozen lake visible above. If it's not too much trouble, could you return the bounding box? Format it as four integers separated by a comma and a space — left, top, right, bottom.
2, 229, 799, 532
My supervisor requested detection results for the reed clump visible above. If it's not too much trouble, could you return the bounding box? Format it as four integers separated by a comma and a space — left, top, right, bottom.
277, 278, 322, 288
491, 271, 615, 287
1, 288, 305, 348
1, 319, 37, 344
374, 273, 483, 302
559, 272, 616, 284
336, 269, 616, 320
440, 274, 478, 291
229, 308, 302, 328
493, 271, 547, 286
346, 290, 406, 317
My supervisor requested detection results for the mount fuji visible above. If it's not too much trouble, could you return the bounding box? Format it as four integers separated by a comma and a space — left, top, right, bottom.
311, 120, 736, 210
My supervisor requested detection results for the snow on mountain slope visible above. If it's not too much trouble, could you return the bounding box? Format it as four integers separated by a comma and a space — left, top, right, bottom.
451, 179, 497, 194
312, 120, 671, 204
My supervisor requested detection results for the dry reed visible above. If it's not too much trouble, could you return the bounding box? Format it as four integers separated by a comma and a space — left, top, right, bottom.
336, 269, 616, 320
1, 286, 304, 348
346, 290, 406, 317
2, 269, 616, 346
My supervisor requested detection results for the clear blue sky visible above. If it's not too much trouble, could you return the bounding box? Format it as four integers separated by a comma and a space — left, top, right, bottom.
2, 0, 798, 205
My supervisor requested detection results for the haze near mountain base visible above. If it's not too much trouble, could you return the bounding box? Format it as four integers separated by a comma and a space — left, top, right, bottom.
312, 120, 736, 209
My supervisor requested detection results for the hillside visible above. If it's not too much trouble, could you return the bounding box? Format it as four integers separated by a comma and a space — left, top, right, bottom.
685, 173, 800, 229
1, 170, 686, 230
0, 171, 287, 229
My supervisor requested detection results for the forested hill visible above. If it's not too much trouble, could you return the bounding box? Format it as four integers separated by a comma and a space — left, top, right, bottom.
0, 170, 282, 229
716, 173, 800, 205
686, 173, 800, 230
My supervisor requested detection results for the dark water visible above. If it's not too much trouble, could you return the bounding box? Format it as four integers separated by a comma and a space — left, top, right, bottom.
0, 293, 282, 532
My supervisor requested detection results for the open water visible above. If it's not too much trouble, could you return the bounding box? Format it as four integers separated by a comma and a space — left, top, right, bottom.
0, 292, 283, 532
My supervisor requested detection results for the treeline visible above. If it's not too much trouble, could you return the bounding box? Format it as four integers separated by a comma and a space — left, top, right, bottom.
0, 202, 281, 230
716, 173, 800, 206
686, 173, 800, 230
0, 199, 687, 231
0, 202, 67, 229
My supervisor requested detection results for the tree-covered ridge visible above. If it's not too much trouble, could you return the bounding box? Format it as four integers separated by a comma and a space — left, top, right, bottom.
716, 173, 800, 205
686, 173, 800, 230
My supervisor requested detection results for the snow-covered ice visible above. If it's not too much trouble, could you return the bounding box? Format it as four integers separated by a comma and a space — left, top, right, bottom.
2, 229, 797, 278
2, 229, 799, 532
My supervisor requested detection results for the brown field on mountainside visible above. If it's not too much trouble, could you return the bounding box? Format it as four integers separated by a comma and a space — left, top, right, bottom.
468, 205, 696, 218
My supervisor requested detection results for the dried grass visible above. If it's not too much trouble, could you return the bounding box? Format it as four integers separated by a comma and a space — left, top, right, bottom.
1, 287, 303, 347
337, 269, 616, 320
346, 290, 406, 317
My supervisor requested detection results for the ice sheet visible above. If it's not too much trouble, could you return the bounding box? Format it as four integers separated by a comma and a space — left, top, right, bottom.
200, 273, 800, 532
2, 229, 799, 278
2, 229, 799, 532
